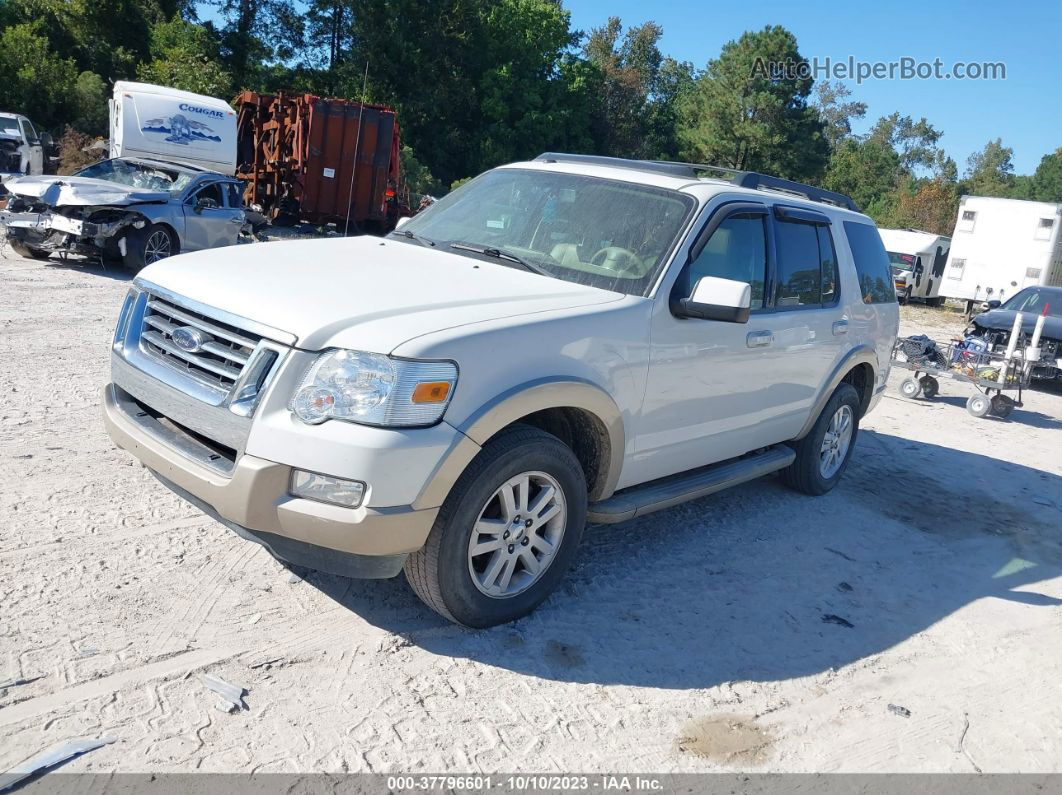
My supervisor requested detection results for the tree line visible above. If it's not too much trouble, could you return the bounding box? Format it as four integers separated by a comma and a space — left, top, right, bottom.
1, 0, 1059, 234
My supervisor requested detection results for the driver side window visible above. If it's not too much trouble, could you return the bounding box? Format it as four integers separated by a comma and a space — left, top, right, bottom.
188, 183, 224, 209
682, 212, 767, 309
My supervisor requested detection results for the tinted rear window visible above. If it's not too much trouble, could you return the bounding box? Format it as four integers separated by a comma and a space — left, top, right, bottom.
844, 221, 895, 304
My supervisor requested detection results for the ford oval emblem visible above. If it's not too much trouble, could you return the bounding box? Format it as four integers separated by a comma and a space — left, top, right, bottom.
171, 326, 208, 353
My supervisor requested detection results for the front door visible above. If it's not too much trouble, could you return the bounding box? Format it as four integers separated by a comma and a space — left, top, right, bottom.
182, 182, 243, 251
19, 119, 42, 175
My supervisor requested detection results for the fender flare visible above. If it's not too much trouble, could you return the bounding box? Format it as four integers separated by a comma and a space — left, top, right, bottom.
412, 377, 626, 510
795, 345, 879, 439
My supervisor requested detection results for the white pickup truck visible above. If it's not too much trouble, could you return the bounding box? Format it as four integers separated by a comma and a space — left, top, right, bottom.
103, 153, 898, 627
0, 112, 53, 181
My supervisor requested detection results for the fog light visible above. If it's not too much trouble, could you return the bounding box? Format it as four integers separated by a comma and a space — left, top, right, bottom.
290, 470, 365, 508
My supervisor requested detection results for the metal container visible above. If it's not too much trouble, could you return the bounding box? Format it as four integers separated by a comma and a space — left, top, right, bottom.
235, 91, 401, 232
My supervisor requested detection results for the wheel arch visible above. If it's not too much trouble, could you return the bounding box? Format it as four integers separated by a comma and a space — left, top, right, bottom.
413, 378, 625, 509
794, 347, 878, 440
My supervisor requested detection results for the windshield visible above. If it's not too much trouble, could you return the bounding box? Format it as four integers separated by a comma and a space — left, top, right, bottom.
888, 251, 916, 270
74, 159, 196, 194
397, 168, 696, 295
1001, 287, 1062, 317
0, 117, 20, 136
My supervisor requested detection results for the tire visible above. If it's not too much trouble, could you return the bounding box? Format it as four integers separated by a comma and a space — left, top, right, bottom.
966, 394, 991, 418
899, 378, 922, 399
781, 383, 860, 496
404, 425, 587, 627
901, 287, 912, 305
990, 394, 1015, 418
123, 224, 177, 270
919, 376, 939, 399
8, 238, 50, 260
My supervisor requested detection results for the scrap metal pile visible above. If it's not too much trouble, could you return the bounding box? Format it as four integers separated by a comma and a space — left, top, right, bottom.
235, 91, 403, 232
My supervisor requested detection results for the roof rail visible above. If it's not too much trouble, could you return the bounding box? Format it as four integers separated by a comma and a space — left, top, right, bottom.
533, 152, 860, 212
735, 173, 860, 212
535, 152, 699, 179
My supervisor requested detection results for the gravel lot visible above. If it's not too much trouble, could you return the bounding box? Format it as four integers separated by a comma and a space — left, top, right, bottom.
2, 247, 1061, 776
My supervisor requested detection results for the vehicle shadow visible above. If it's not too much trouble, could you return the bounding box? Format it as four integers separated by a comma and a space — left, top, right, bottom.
305, 429, 1062, 689
35, 255, 134, 283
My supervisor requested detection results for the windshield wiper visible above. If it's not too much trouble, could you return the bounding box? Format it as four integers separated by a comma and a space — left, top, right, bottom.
388, 228, 435, 247
448, 242, 551, 277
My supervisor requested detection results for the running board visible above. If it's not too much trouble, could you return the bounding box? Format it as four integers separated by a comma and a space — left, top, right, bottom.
587, 444, 795, 524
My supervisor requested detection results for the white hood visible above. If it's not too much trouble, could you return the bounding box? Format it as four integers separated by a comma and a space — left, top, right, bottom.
137, 236, 624, 352
5, 175, 169, 206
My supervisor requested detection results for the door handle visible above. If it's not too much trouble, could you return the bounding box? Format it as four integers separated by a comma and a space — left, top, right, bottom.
832, 319, 849, 335
746, 330, 773, 348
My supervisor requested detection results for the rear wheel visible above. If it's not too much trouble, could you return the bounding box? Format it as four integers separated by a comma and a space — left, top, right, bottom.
123, 224, 177, 270
781, 383, 860, 496
404, 425, 587, 627
7, 238, 50, 260
990, 394, 1015, 418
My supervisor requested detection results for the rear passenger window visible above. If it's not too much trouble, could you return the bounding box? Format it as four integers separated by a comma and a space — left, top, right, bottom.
684, 213, 767, 308
844, 221, 896, 304
774, 220, 838, 308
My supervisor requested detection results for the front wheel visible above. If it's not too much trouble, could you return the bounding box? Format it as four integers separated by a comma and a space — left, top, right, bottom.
404, 425, 587, 627
123, 224, 177, 270
7, 238, 50, 260
966, 393, 991, 418
781, 383, 860, 496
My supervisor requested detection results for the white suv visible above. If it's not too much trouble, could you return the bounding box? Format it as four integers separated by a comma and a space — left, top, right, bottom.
103, 153, 898, 627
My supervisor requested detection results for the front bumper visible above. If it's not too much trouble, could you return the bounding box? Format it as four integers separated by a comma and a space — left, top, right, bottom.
103, 383, 440, 578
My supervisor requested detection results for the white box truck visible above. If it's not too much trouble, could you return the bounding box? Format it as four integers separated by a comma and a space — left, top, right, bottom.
877, 228, 951, 305
941, 195, 1062, 311
109, 81, 237, 176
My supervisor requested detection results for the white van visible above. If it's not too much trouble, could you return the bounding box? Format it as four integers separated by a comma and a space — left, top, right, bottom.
877, 228, 951, 305
941, 195, 1062, 311
109, 81, 237, 176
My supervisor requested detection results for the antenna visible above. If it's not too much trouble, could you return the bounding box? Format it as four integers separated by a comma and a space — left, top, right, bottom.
343, 60, 370, 236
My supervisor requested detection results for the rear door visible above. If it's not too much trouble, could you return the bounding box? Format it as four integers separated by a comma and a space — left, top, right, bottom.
761, 204, 849, 437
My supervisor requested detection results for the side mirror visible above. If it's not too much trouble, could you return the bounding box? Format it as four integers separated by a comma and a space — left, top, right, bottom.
981, 300, 1001, 312
394, 215, 411, 229
674, 276, 751, 323
194, 197, 217, 213
39, 132, 54, 149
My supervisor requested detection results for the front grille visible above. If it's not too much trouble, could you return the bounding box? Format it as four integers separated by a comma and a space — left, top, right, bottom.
140, 295, 264, 394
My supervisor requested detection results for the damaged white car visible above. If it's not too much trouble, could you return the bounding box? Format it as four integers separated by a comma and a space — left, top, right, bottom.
3, 157, 246, 269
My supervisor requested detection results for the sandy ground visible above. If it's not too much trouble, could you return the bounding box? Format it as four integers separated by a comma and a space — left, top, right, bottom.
1, 247, 1061, 776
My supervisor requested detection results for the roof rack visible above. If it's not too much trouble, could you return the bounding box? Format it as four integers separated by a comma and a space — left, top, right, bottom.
534, 152, 861, 213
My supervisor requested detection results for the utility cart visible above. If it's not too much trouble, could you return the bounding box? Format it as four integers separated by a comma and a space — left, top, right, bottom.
891, 335, 1029, 419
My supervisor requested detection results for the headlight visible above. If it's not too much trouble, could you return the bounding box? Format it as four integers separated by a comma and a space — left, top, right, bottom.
290, 349, 457, 427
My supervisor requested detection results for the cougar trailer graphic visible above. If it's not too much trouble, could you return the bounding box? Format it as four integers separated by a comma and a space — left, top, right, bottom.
110, 81, 237, 175
141, 113, 221, 145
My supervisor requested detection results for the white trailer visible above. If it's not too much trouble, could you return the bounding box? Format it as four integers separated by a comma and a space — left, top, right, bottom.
941, 195, 1062, 311
878, 228, 951, 305
109, 81, 237, 175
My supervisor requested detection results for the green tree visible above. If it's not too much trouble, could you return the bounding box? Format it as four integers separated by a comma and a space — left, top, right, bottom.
962, 138, 1015, 197
1028, 149, 1062, 203
137, 16, 232, 97
867, 113, 944, 173
71, 71, 109, 135
214, 0, 305, 90
822, 137, 902, 212
678, 26, 829, 182
0, 23, 78, 128
813, 81, 866, 151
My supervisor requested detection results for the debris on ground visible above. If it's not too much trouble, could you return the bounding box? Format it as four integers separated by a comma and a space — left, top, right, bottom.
821, 614, 855, 629
200, 673, 247, 712
0, 675, 43, 690
0, 736, 115, 791
887, 703, 911, 718
836, 582, 854, 593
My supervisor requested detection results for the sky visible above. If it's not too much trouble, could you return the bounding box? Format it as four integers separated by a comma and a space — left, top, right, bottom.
567, 0, 1060, 174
